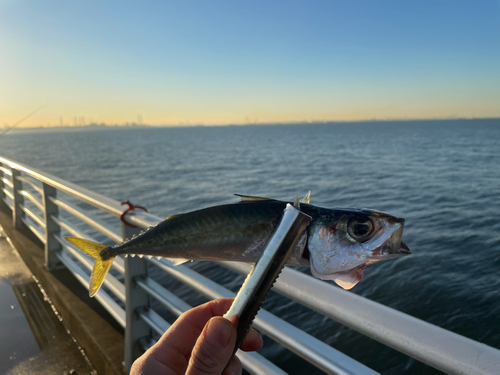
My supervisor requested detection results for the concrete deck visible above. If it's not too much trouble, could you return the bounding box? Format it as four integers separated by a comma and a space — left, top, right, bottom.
0, 209, 126, 375
0, 225, 95, 374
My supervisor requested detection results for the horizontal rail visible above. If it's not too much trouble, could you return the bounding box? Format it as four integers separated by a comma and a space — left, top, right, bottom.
19, 190, 45, 212
20, 206, 46, 229
51, 215, 98, 242
149, 258, 376, 375
50, 196, 122, 243
138, 308, 170, 337
0, 166, 12, 176
21, 217, 46, 244
3, 188, 14, 201
2, 155, 163, 234
286, 273, 500, 375
137, 277, 189, 317
2, 177, 13, 189
0, 155, 124, 217
56, 250, 126, 327
16, 175, 43, 195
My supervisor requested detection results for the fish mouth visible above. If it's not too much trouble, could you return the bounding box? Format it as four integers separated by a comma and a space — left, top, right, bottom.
368, 223, 410, 261
329, 239, 411, 290
399, 241, 411, 254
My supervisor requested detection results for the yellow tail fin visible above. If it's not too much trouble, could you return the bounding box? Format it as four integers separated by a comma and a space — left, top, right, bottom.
65, 237, 114, 297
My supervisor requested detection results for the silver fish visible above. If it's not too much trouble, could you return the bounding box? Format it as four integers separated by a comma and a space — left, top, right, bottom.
66, 193, 410, 296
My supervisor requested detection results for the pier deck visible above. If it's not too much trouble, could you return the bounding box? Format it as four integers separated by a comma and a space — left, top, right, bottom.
0, 224, 94, 374
0, 210, 125, 375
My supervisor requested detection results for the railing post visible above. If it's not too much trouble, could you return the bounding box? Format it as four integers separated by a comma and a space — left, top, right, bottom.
11, 168, 25, 230
0, 162, 5, 211
42, 183, 62, 270
123, 222, 151, 372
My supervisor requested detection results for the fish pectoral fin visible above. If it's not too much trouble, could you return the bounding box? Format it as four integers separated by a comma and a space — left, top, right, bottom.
331, 264, 367, 290
300, 191, 311, 204
235, 194, 276, 202
164, 258, 190, 266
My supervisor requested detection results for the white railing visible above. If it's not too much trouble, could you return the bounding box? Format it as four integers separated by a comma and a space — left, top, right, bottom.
1, 155, 499, 375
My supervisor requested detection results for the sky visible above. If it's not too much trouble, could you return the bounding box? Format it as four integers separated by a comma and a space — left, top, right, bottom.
1, 0, 499, 127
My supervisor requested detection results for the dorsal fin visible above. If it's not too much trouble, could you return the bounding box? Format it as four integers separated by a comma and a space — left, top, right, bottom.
300, 191, 311, 204
235, 194, 276, 203
293, 195, 300, 209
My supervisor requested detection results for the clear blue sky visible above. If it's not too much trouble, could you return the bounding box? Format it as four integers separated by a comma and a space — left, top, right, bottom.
1, 0, 499, 126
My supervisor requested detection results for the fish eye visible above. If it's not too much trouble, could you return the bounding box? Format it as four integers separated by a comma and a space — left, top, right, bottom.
347, 218, 374, 242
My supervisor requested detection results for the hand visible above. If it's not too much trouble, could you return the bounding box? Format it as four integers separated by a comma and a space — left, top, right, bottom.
130, 298, 263, 375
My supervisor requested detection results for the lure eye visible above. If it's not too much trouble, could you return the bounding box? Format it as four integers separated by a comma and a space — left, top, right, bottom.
347, 218, 374, 242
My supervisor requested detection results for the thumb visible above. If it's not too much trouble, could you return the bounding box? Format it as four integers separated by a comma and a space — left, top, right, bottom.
186, 317, 237, 375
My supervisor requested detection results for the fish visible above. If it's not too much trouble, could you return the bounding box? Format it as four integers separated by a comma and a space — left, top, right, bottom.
66, 193, 410, 297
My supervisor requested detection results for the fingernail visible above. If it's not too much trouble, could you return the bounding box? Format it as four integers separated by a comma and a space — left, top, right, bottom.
205, 317, 232, 349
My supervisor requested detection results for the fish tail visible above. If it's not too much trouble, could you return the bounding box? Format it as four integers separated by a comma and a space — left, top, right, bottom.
65, 237, 114, 297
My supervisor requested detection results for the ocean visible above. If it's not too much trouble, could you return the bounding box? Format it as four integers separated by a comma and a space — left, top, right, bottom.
1, 119, 499, 374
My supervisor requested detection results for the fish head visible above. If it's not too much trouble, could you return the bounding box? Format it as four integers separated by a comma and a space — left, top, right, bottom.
305, 207, 410, 290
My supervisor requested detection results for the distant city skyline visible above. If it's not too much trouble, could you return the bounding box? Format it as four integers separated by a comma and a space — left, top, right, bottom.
5, 117, 499, 132
1, 1, 499, 128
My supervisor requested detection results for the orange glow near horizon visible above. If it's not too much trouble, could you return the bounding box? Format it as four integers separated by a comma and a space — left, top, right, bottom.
1, 1, 499, 128
3, 101, 499, 129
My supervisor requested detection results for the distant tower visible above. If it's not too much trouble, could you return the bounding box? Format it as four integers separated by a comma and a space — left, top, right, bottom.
138, 114, 143, 125
60, 115, 63, 127
74, 116, 77, 126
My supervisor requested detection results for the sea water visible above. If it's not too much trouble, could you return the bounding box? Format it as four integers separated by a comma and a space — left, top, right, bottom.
1, 119, 499, 374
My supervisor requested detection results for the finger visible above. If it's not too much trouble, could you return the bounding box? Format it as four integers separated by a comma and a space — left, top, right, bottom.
239, 328, 263, 352
130, 353, 174, 375
148, 298, 235, 374
223, 355, 242, 375
186, 317, 237, 375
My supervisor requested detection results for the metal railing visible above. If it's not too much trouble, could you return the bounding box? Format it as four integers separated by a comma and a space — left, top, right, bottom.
1, 155, 499, 375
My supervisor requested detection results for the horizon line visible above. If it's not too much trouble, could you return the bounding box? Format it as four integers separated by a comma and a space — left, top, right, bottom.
4, 116, 500, 130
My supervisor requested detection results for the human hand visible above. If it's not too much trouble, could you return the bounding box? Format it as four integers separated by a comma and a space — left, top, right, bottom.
130, 298, 263, 375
